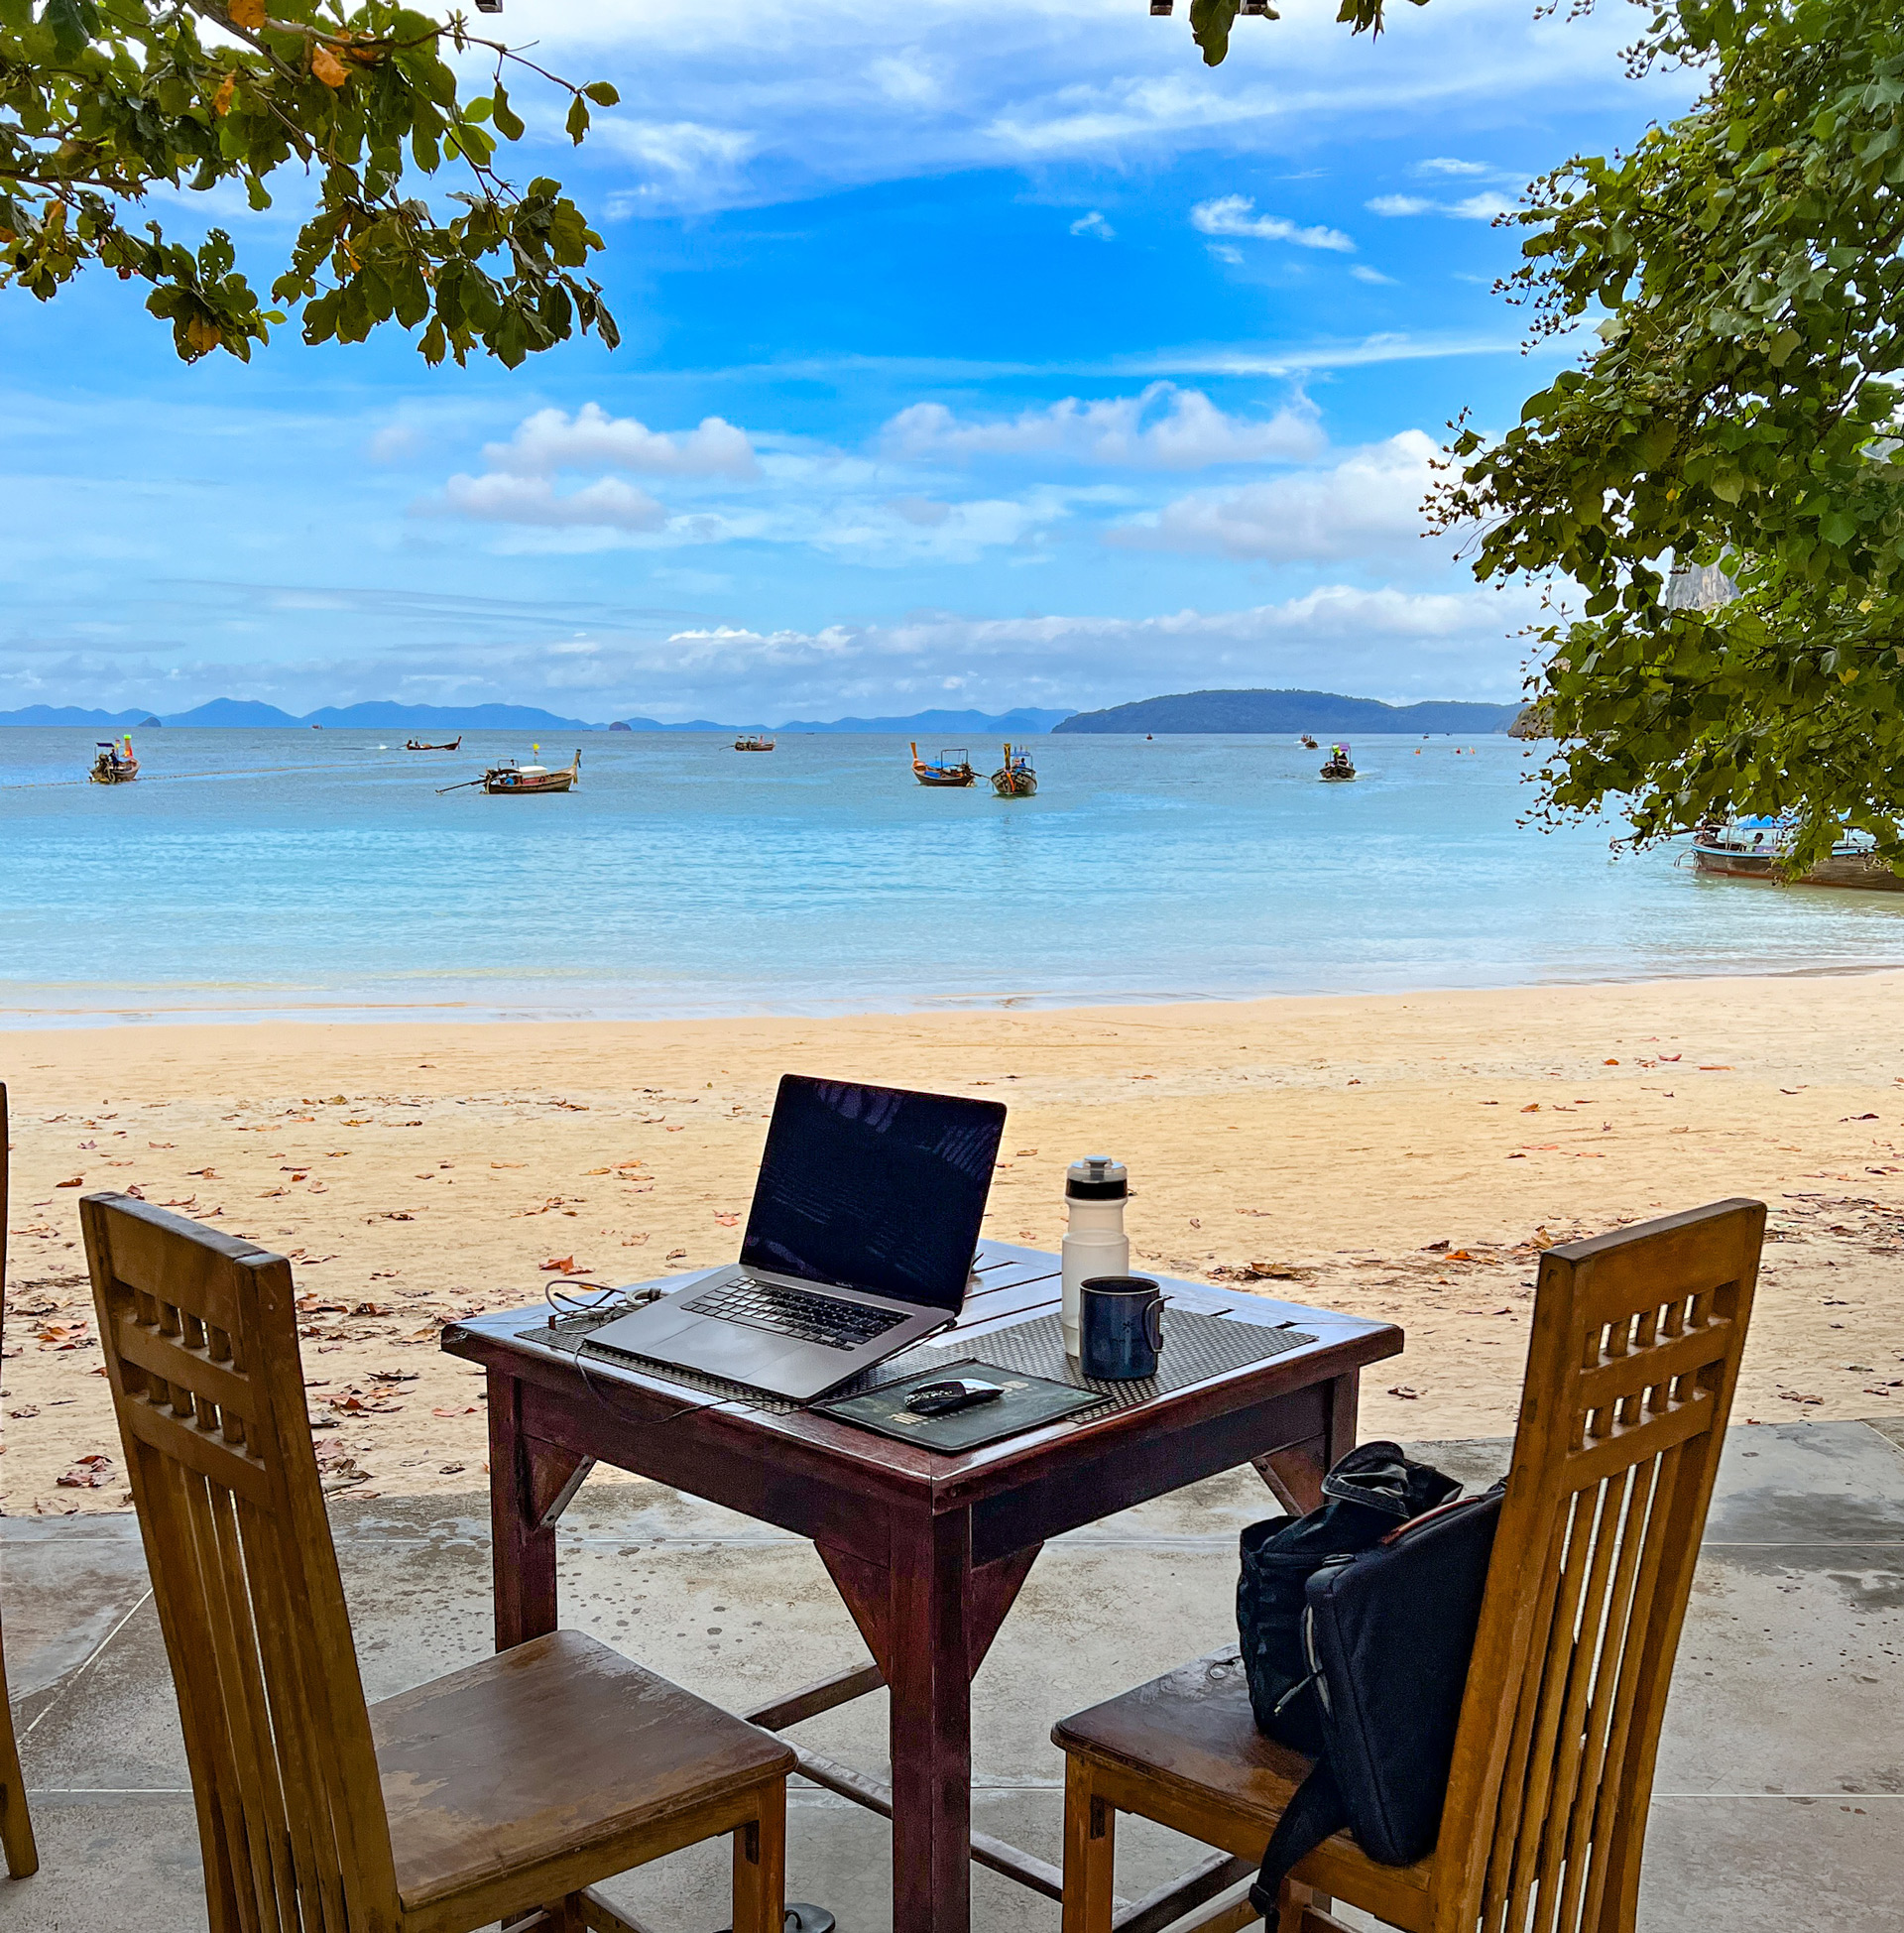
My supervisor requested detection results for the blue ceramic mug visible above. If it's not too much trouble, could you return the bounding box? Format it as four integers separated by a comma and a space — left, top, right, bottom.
1080, 1275, 1164, 1380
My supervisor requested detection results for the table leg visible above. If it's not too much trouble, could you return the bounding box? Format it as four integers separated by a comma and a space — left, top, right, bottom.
488, 1368, 584, 1648
887, 1510, 975, 1933
1252, 1371, 1361, 1516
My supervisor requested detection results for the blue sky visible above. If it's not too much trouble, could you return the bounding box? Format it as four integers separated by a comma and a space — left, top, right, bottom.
0, 0, 1692, 722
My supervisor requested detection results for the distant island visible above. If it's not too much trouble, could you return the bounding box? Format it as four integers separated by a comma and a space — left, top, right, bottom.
1053, 688, 1521, 736
0, 699, 1077, 735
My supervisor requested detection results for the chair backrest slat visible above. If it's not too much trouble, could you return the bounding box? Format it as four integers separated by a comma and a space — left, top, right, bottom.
1434, 1199, 1761, 1933
82, 1193, 402, 1933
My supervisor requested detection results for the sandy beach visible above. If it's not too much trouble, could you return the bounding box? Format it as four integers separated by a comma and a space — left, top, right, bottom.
5, 970, 1902, 1511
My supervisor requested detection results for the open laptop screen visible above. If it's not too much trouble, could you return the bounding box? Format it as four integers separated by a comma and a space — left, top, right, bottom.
741, 1075, 1007, 1315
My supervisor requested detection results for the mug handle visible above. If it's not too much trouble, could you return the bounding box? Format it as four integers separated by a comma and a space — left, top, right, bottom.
1145, 1296, 1164, 1350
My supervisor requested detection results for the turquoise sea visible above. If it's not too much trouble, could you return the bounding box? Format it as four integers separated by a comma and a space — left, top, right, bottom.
3, 728, 1901, 1027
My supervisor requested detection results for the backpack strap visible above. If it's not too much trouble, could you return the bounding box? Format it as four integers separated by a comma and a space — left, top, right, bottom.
1249, 1762, 1350, 1929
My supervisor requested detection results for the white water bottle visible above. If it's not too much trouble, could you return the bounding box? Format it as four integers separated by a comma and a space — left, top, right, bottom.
1061, 1156, 1130, 1360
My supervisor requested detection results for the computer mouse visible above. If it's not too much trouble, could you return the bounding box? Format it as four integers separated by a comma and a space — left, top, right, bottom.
904, 1378, 1005, 1416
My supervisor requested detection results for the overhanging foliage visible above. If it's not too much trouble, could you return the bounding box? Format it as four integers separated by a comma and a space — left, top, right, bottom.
1435, 0, 1904, 867
0, 0, 619, 363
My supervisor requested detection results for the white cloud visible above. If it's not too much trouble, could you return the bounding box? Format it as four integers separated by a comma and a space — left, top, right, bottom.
432, 473, 668, 533
431, 0, 1676, 221
1413, 156, 1490, 177
1190, 194, 1355, 253
1070, 209, 1116, 240
629, 581, 1535, 711
1448, 190, 1516, 220
881, 382, 1323, 468
594, 119, 759, 214
1207, 242, 1244, 266
1368, 189, 1515, 220
1350, 264, 1397, 285
482, 405, 760, 480
1109, 429, 1439, 562
367, 423, 423, 463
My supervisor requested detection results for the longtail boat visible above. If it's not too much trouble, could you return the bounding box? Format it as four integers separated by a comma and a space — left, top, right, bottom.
1300, 734, 1319, 750
1319, 742, 1356, 782
438, 749, 580, 795
910, 742, 976, 787
1691, 816, 1904, 891
735, 734, 775, 752
484, 750, 579, 794
89, 737, 139, 785
991, 743, 1037, 797
406, 736, 461, 752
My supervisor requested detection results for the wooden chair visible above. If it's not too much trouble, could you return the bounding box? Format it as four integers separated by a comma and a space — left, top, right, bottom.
1, 1082, 41, 1880
1053, 1198, 1764, 1933
79, 1190, 794, 1933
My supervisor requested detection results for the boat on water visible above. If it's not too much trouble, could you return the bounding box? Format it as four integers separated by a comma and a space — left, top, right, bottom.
406, 736, 461, 752
1319, 743, 1356, 782
910, 742, 975, 787
991, 744, 1037, 797
1300, 734, 1319, 750
735, 734, 775, 752
1691, 816, 1904, 891
89, 737, 139, 785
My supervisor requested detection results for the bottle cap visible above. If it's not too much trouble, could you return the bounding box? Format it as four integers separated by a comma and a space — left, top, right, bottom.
1066, 1155, 1128, 1200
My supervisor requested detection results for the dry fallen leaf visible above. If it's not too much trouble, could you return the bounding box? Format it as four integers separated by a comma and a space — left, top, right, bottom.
665, 1248, 687, 1261
539, 1256, 583, 1274
55, 1175, 83, 1188
432, 1404, 480, 1417
57, 1454, 115, 1489
1386, 1385, 1421, 1401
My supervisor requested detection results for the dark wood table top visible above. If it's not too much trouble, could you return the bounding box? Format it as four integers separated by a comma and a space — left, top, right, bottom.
443, 1241, 1402, 1516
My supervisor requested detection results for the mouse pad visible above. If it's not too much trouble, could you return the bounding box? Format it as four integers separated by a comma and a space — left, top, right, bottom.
815, 1358, 1107, 1453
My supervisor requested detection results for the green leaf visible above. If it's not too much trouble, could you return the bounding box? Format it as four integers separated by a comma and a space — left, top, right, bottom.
491, 84, 525, 141
581, 81, 619, 106
41, 0, 99, 61
565, 94, 589, 143
1188, 0, 1239, 66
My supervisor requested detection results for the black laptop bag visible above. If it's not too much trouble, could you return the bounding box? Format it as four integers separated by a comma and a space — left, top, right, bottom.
1244, 1486, 1504, 1927
1237, 1441, 1462, 1755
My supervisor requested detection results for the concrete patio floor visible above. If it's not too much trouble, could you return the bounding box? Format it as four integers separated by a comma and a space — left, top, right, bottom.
4, 1418, 1901, 1932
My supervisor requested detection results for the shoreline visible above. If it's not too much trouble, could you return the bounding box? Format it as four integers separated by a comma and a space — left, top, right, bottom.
12, 947, 1904, 1031
5, 969, 1903, 1511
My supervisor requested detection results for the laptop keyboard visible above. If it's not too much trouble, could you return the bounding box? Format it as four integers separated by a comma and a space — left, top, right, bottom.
684, 1276, 909, 1352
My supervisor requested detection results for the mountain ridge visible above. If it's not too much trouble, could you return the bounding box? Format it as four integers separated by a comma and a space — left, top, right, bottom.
1053, 687, 1521, 736
0, 700, 1076, 734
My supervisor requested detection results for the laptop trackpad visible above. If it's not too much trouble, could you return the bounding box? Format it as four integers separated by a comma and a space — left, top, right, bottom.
661, 1318, 794, 1383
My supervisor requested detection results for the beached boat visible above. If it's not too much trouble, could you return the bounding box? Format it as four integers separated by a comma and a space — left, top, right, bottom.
1691, 816, 1904, 891
472, 751, 580, 795
1319, 743, 1356, 782
89, 738, 139, 785
910, 742, 976, 787
991, 744, 1037, 797
406, 736, 461, 752
735, 734, 775, 752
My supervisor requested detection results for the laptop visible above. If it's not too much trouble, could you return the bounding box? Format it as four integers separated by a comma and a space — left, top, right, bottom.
580, 1074, 1008, 1400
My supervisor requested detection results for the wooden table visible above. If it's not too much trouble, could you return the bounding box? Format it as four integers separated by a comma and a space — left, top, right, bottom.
443, 1244, 1401, 1933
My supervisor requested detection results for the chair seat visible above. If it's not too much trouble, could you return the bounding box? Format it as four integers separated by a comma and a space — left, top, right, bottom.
1053, 1647, 1432, 1918
372, 1629, 795, 1920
